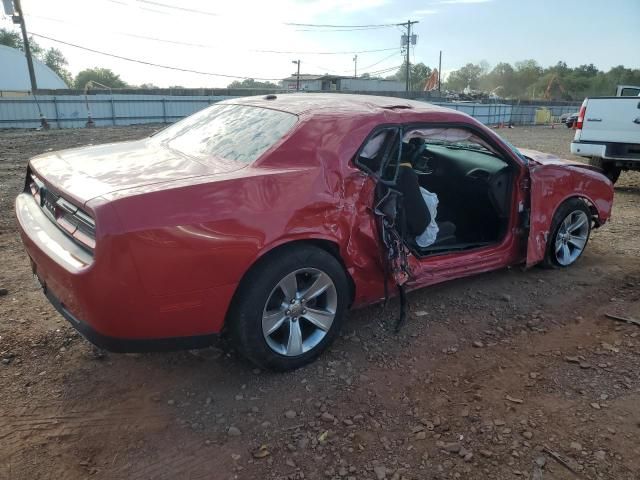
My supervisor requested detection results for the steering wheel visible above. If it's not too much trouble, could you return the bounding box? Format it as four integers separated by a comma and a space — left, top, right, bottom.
410, 143, 434, 174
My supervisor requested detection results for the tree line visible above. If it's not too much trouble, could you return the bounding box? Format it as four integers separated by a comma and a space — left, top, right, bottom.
383, 60, 640, 100
224, 60, 640, 101
442, 60, 640, 100
3, 28, 638, 98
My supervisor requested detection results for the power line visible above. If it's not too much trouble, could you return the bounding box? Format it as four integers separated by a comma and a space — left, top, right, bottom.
284, 22, 397, 28
360, 51, 400, 71
364, 64, 402, 76
27, 15, 397, 56
30, 32, 282, 81
255, 47, 398, 55
368, 66, 400, 75
29, 29, 400, 81
105, 0, 171, 15
27, 14, 212, 48
285, 21, 401, 33
136, 0, 218, 16
104, 1, 396, 30
300, 48, 402, 76
292, 26, 393, 32
290, 59, 401, 78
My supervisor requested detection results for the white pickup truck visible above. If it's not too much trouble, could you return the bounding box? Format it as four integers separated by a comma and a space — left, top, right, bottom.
570, 85, 640, 183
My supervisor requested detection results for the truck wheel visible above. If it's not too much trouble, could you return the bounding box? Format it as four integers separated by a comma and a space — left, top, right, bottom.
228, 244, 349, 371
588, 157, 621, 184
541, 198, 591, 269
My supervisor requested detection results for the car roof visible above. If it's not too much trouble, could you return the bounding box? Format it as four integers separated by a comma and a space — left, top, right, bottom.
223, 93, 455, 118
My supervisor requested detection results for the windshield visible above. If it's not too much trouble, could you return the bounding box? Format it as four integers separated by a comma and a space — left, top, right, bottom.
501, 138, 528, 163
153, 104, 297, 163
403, 127, 497, 154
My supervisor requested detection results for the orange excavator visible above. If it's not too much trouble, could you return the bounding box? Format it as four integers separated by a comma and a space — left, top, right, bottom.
543, 74, 566, 100
423, 68, 439, 92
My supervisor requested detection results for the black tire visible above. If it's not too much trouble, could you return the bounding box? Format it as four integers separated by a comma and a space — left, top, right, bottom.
589, 157, 621, 184
566, 121, 573, 128
541, 198, 591, 269
228, 244, 349, 371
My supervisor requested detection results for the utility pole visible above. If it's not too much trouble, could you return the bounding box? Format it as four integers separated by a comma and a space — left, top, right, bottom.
292, 59, 301, 91
438, 50, 442, 95
400, 20, 418, 92
353, 54, 358, 78
12, 0, 38, 92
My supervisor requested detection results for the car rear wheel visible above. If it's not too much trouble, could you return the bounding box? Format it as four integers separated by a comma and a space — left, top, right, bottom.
542, 198, 591, 268
589, 157, 621, 184
228, 244, 348, 371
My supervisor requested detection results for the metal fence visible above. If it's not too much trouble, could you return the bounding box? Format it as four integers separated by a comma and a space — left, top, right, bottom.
0, 94, 235, 129
0, 92, 581, 129
430, 101, 580, 126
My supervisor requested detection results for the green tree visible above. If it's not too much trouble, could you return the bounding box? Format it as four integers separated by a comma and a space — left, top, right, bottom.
387, 62, 432, 90
433, 58, 640, 99
0, 27, 43, 57
0, 28, 22, 49
513, 59, 542, 98
74, 68, 128, 89
445, 63, 483, 91
42, 48, 72, 86
1, 28, 72, 86
607, 65, 640, 86
411, 63, 432, 90
227, 78, 278, 89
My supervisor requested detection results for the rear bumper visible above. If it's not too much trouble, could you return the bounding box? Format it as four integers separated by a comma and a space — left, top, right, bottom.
571, 141, 606, 158
571, 141, 640, 166
16, 192, 235, 350
42, 283, 217, 352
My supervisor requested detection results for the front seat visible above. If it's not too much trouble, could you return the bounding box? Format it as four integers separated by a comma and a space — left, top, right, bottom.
395, 163, 456, 247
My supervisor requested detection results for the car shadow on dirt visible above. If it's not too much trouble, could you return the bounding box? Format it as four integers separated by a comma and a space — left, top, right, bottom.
614, 185, 640, 197
53, 250, 618, 409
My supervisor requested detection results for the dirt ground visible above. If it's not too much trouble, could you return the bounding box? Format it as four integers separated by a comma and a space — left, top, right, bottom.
0, 125, 639, 480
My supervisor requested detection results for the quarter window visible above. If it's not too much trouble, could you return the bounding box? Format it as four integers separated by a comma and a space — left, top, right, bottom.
355, 128, 401, 182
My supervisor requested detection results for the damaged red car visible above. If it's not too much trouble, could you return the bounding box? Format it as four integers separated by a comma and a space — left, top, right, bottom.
15, 94, 614, 370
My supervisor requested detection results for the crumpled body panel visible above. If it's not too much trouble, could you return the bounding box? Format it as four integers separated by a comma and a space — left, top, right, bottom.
525, 153, 613, 266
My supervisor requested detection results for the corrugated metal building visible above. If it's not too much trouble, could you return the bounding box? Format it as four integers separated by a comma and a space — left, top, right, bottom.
0, 45, 69, 92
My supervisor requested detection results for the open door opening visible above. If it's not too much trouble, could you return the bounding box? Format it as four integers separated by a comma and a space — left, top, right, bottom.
394, 126, 514, 256
355, 125, 518, 258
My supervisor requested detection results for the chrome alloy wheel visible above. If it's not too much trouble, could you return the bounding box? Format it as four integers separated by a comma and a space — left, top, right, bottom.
554, 210, 589, 266
262, 268, 337, 356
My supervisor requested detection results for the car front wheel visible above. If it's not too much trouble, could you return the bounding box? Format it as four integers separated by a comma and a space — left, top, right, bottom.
228, 244, 348, 371
542, 199, 591, 268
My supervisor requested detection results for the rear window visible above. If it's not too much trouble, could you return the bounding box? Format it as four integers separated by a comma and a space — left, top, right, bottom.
620, 87, 640, 97
154, 104, 297, 163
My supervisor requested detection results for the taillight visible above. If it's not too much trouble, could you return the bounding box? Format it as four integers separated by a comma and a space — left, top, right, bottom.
29, 174, 42, 204
28, 172, 96, 252
576, 100, 587, 130
53, 199, 96, 251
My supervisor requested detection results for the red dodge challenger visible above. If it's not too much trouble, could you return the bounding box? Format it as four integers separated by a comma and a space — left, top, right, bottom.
16, 94, 614, 370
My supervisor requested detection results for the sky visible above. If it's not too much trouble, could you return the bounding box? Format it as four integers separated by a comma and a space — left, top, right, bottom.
1, 0, 639, 88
